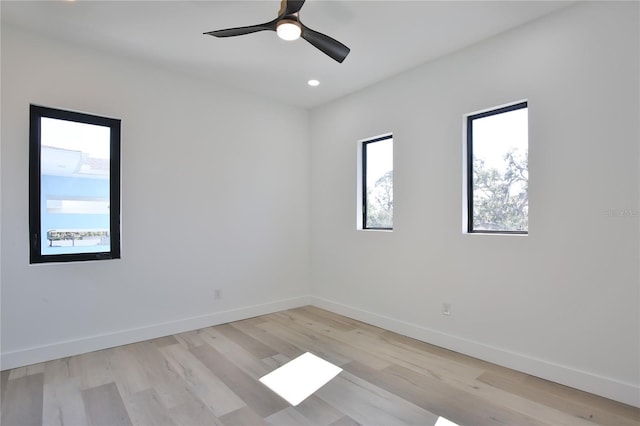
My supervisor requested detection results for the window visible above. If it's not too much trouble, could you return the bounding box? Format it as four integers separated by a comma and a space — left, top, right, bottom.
362, 134, 393, 230
29, 105, 121, 263
466, 102, 528, 234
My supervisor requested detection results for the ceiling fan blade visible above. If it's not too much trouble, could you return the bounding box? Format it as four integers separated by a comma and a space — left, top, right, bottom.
283, 0, 306, 16
204, 19, 278, 38
300, 24, 350, 63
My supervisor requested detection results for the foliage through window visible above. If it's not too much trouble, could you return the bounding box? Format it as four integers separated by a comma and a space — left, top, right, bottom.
467, 102, 528, 234
362, 135, 393, 229
29, 105, 121, 263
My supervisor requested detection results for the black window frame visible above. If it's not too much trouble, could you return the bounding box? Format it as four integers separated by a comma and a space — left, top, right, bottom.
29, 104, 121, 263
362, 134, 393, 230
466, 101, 528, 235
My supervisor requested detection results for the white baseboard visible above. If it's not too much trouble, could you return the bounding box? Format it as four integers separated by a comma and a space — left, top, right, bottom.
310, 296, 640, 408
0, 295, 311, 371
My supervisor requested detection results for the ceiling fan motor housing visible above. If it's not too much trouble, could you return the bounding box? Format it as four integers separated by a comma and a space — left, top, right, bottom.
205, 0, 350, 63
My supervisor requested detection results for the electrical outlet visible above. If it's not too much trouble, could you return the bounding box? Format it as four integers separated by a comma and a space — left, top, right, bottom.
442, 302, 451, 316
214, 289, 222, 300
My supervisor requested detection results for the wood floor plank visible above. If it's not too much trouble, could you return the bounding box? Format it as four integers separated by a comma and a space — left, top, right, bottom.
159, 343, 245, 417
330, 414, 363, 426
42, 377, 88, 426
125, 341, 202, 409
167, 398, 225, 426
43, 358, 72, 386
217, 323, 279, 359
230, 320, 304, 361
275, 309, 392, 371
190, 344, 290, 418
292, 306, 358, 332
68, 350, 113, 391
150, 335, 180, 348
265, 406, 316, 425
261, 353, 294, 374
280, 309, 483, 389
82, 382, 132, 426
520, 373, 639, 425
315, 370, 440, 426
26, 364, 45, 376
259, 317, 351, 366
199, 326, 273, 379
125, 389, 175, 426
8, 367, 27, 381
174, 329, 206, 349
338, 325, 486, 384
1, 369, 9, 403
527, 374, 640, 422
295, 394, 346, 425
104, 346, 150, 398
304, 307, 386, 336
362, 354, 598, 426
1, 372, 44, 426
219, 406, 267, 426
231, 315, 269, 328
344, 359, 545, 426
379, 329, 523, 375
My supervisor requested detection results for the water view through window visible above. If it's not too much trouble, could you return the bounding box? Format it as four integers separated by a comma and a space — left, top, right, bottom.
40, 118, 112, 255
30, 105, 121, 263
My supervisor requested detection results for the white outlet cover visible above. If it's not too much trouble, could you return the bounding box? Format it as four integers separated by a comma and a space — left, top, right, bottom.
442, 303, 451, 315
259, 352, 342, 406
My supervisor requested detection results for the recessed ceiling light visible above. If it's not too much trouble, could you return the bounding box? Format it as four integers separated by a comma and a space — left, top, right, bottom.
307, 79, 320, 87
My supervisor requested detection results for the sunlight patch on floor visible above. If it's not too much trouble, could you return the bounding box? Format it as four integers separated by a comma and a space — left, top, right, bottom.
435, 416, 460, 426
259, 352, 343, 406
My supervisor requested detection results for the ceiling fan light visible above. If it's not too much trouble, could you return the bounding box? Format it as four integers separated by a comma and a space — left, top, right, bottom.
276, 20, 302, 41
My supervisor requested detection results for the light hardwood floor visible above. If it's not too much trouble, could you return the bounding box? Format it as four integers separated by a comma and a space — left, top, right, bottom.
1, 306, 638, 426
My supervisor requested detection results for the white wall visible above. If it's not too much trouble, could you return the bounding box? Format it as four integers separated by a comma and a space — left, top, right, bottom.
1, 25, 311, 368
310, 1, 639, 407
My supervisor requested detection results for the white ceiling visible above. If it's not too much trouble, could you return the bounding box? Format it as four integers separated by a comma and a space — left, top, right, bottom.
1, 0, 574, 109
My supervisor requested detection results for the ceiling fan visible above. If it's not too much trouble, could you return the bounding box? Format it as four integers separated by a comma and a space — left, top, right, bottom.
204, 0, 350, 63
